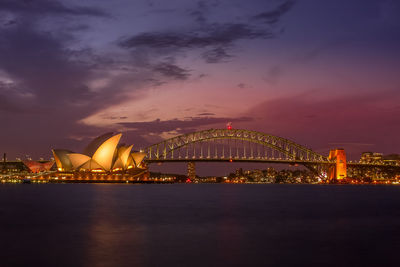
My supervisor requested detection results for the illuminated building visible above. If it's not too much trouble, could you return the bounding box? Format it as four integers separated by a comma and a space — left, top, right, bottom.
360, 152, 383, 164
382, 154, 400, 166
328, 148, 347, 180
359, 152, 400, 166
52, 133, 146, 173
0, 160, 54, 174
22, 160, 54, 173
0, 161, 29, 173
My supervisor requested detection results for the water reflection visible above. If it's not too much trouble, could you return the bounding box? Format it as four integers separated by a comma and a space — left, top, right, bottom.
84, 184, 147, 266
1, 184, 400, 266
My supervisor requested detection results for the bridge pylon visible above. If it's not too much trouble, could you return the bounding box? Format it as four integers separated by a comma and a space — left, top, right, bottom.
187, 162, 196, 180
328, 148, 347, 181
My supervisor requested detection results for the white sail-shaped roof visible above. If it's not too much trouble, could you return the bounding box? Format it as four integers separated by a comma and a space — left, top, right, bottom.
92, 134, 122, 171
79, 159, 103, 171
113, 157, 124, 169
67, 153, 91, 170
131, 152, 146, 167
83, 132, 114, 157
120, 145, 133, 168
52, 149, 73, 171
113, 145, 134, 170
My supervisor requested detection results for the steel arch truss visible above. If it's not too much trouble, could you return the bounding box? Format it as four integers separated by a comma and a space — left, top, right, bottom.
144, 129, 328, 163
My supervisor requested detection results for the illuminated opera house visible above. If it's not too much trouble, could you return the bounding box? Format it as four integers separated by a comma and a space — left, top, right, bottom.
52, 133, 147, 174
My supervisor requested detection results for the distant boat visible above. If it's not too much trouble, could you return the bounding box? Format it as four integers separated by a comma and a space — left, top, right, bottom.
22, 179, 31, 184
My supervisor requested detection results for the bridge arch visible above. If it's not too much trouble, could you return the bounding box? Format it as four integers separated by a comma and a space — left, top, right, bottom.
144, 129, 328, 163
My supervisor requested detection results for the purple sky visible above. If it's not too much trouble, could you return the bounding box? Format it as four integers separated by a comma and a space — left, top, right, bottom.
1, 0, 400, 163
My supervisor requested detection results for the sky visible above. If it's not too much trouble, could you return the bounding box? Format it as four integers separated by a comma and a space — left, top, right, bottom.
1, 0, 400, 164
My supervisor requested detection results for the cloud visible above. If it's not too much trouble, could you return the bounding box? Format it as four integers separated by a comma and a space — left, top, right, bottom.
202, 47, 232, 63
197, 112, 216, 116
253, 0, 295, 24
153, 63, 190, 80
188, 0, 210, 24
119, 23, 272, 65
0, 13, 133, 157
119, 116, 253, 137
119, 23, 268, 50
0, 0, 108, 17
0, 23, 92, 104
237, 83, 246, 89
119, 1, 295, 64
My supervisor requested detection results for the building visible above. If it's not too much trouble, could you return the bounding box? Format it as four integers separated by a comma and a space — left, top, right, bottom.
1, 152, 54, 174
22, 160, 54, 173
52, 132, 147, 173
360, 152, 383, 164
360, 152, 400, 166
0, 161, 29, 174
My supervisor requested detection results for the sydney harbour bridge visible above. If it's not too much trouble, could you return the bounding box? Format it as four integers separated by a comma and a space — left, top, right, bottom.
144, 128, 400, 181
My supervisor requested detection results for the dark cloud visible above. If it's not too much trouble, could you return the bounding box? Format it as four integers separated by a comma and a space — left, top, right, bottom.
119, 1, 295, 65
198, 112, 216, 116
237, 83, 246, 89
153, 63, 190, 80
120, 23, 268, 50
0, 23, 92, 103
2, 19, 17, 27
202, 47, 232, 63
188, 0, 219, 24
104, 116, 128, 120
253, 0, 295, 24
190, 10, 206, 24
119, 23, 275, 65
0, 18, 138, 158
0, 0, 108, 17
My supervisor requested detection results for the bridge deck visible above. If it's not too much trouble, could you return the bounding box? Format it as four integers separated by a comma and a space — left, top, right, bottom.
145, 158, 332, 164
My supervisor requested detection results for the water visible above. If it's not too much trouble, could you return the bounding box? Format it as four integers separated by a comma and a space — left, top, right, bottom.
0, 184, 399, 267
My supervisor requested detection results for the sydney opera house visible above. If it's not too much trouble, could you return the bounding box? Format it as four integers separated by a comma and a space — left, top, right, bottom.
52, 133, 147, 174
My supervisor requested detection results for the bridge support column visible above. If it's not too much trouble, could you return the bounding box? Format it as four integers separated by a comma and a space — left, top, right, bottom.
187, 162, 196, 180
328, 149, 347, 181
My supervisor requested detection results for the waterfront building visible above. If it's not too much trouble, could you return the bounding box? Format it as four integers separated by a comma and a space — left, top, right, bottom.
360, 152, 400, 166
360, 152, 383, 164
52, 133, 147, 173
0, 155, 54, 174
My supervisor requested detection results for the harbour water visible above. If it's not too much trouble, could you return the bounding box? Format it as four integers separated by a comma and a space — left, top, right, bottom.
0, 184, 399, 266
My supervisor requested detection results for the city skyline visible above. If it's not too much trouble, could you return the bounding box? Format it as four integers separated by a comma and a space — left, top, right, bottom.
1, 0, 400, 160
